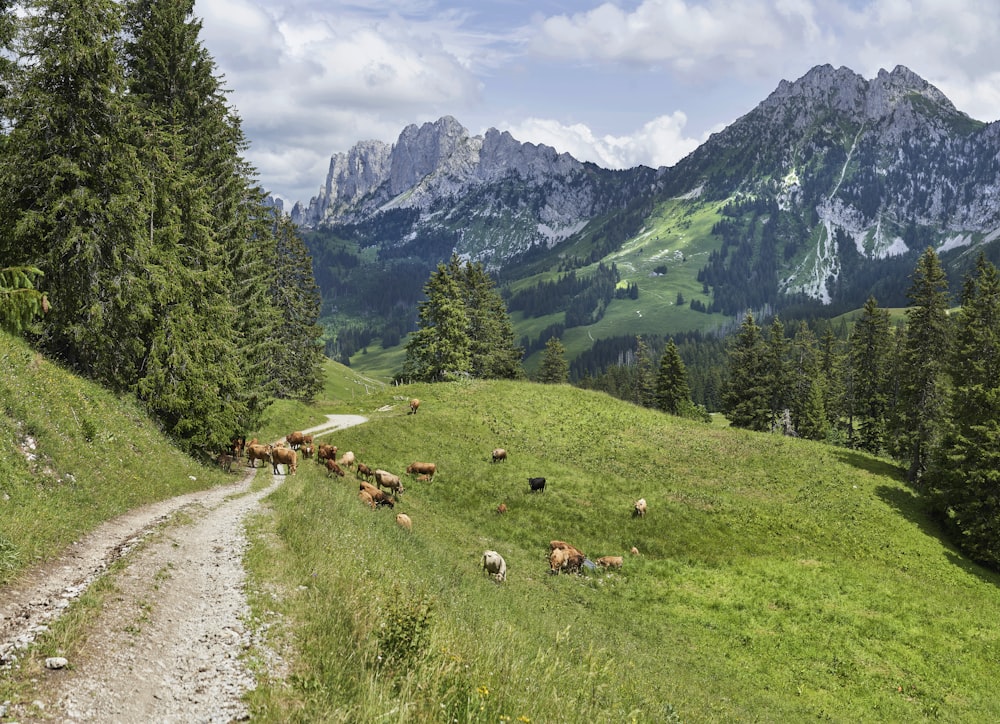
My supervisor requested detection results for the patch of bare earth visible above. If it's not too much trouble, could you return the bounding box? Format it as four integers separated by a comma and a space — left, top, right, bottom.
0, 415, 366, 722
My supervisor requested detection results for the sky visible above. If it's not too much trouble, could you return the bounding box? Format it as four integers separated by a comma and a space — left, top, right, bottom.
191, 0, 1000, 208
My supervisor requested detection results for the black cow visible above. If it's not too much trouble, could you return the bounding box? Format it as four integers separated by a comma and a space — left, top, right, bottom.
528, 476, 546, 492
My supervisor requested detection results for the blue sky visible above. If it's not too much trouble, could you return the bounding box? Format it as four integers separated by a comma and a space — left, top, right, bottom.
192, 0, 1000, 207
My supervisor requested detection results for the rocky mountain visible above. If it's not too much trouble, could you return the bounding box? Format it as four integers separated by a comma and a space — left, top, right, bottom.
291, 116, 660, 267
295, 65, 1000, 331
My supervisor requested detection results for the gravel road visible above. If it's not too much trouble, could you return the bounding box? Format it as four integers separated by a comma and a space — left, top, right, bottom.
0, 414, 367, 722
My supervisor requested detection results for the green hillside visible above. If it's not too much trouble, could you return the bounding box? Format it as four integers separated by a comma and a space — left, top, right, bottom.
243, 379, 1000, 722
0, 331, 231, 583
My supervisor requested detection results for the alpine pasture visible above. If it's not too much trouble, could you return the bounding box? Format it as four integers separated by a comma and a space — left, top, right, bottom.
243, 379, 1000, 722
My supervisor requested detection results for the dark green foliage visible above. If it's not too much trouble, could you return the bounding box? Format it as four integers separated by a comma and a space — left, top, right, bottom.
845, 297, 893, 453
0, 266, 48, 334
722, 312, 771, 430
927, 255, 1000, 565
788, 322, 828, 440
654, 339, 692, 416
404, 255, 522, 382
895, 247, 952, 483
536, 336, 568, 384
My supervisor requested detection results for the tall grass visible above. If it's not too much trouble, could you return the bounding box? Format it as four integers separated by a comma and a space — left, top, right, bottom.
0, 331, 231, 583
244, 380, 1000, 721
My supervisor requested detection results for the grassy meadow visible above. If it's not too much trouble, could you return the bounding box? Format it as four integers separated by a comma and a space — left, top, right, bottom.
0, 331, 232, 583
243, 379, 1000, 722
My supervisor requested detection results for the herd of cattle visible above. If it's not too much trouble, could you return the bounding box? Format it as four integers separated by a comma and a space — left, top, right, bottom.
220, 399, 646, 585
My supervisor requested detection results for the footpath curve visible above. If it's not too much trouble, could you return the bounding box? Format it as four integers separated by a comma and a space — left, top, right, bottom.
0, 414, 366, 722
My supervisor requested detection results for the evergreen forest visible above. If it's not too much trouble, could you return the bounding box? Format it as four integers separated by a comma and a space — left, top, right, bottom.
0, 0, 325, 456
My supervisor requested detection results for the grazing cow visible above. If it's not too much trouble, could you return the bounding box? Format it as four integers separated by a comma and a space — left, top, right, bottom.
596, 556, 623, 569
395, 513, 412, 531
549, 540, 586, 574
375, 469, 405, 495
246, 443, 272, 468
358, 490, 375, 509
548, 546, 568, 574
271, 447, 297, 475
325, 459, 346, 477
409, 398, 420, 415
496, 503, 508, 515
302, 434, 314, 446
528, 476, 546, 493
300, 444, 314, 459
417, 474, 431, 482
406, 461, 436, 477
230, 437, 245, 460
360, 482, 394, 508
286, 431, 305, 449
633, 498, 647, 518
630, 546, 640, 556
356, 462, 375, 481
216, 453, 235, 472
337, 451, 355, 469
317, 444, 338, 461
491, 448, 507, 463
481, 550, 506, 583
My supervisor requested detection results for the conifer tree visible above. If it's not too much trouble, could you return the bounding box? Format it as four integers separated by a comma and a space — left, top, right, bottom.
927, 254, 1000, 565
0, 266, 48, 334
461, 260, 523, 379
765, 316, 791, 431
722, 312, 770, 430
634, 335, 656, 407
0, 0, 149, 382
845, 296, 892, 453
536, 336, 569, 384
896, 247, 952, 483
789, 321, 828, 440
404, 259, 472, 382
655, 339, 691, 415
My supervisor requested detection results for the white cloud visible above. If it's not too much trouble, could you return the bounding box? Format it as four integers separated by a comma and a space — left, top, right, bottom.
501, 113, 709, 170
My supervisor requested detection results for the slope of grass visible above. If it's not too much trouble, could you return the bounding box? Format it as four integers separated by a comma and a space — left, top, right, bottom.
244, 380, 1000, 722
0, 331, 231, 584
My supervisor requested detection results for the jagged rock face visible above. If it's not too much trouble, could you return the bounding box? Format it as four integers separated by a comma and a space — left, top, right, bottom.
290, 115, 654, 266
291, 65, 1000, 305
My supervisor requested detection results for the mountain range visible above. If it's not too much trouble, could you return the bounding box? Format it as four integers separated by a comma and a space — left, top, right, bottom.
289, 64, 1000, 370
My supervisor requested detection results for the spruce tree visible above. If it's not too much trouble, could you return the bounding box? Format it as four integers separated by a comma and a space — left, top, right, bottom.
461, 260, 523, 379
536, 336, 569, 384
789, 321, 828, 440
927, 254, 1000, 565
654, 339, 691, 415
0, 0, 149, 382
896, 247, 952, 483
765, 316, 791, 431
634, 335, 656, 407
404, 259, 472, 382
722, 312, 770, 430
845, 296, 892, 453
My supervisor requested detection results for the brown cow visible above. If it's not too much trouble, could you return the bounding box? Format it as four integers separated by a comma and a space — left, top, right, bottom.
395, 513, 412, 531
300, 444, 314, 459
496, 503, 508, 515
633, 498, 647, 518
356, 462, 375, 481
409, 398, 420, 415
337, 451, 355, 469
358, 490, 375, 509
491, 448, 507, 463
325, 459, 346, 477
216, 453, 235, 472
375, 469, 405, 495
360, 481, 394, 508
406, 461, 436, 477
286, 431, 305, 449
271, 447, 297, 475
317, 444, 338, 461
245, 443, 272, 468
596, 556, 623, 569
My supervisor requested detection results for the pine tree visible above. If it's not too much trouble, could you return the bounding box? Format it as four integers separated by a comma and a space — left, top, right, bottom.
654, 339, 691, 415
722, 312, 771, 430
927, 254, 1000, 565
845, 296, 892, 453
404, 259, 472, 382
0, 266, 48, 334
0, 0, 149, 382
536, 336, 569, 384
634, 335, 656, 407
461, 260, 523, 379
789, 321, 828, 440
896, 247, 952, 483
765, 316, 791, 431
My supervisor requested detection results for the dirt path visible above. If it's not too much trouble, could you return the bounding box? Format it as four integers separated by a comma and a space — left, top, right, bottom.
0, 414, 367, 722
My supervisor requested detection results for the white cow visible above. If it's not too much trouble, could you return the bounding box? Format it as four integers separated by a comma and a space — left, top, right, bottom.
481, 550, 507, 583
